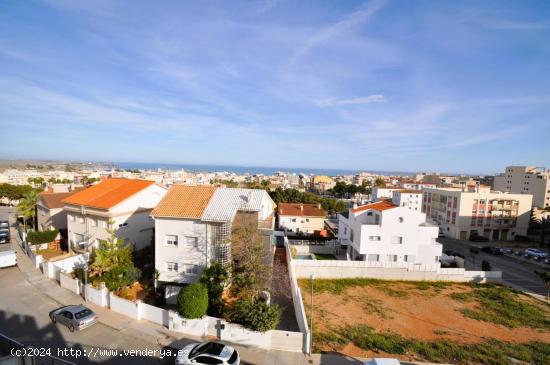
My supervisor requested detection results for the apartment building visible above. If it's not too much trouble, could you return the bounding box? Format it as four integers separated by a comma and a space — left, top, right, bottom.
338, 201, 441, 266
151, 186, 275, 302
422, 185, 532, 241
392, 190, 422, 211
311, 175, 335, 191
494, 166, 550, 208
63, 178, 167, 252
277, 203, 326, 234
371, 187, 403, 201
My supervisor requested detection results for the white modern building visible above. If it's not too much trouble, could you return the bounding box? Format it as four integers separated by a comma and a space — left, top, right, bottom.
338, 201, 441, 266
277, 203, 326, 235
371, 187, 404, 201
392, 190, 423, 212
63, 178, 167, 252
494, 166, 550, 208
422, 185, 533, 241
151, 185, 275, 302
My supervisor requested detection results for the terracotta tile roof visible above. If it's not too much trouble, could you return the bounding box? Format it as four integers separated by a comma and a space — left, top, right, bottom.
352, 201, 397, 213
394, 189, 423, 194
39, 188, 85, 209
151, 185, 216, 218
278, 203, 326, 217
62, 178, 154, 209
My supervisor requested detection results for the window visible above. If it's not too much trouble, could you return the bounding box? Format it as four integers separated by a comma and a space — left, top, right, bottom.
350, 229, 354, 241
166, 235, 178, 246
305, 218, 310, 222
366, 211, 373, 216
387, 254, 398, 262
404, 255, 415, 263
166, 262, 178, 272
291, 218, 296, 222
100, 220, 107, 228
192, 357, 222, 365
392, 236, 403, 244
184, 264, 199, 275
118, 222, 128, 228
369, 236, 381, 241
367, 254, 379, 262
398, 217, 404, 223
90, 218, 97, 227
343, 227, 347, 235
184, 236, 198, 247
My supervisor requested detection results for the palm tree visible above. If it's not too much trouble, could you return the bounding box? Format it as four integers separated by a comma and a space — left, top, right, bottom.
17, 190, 39, 231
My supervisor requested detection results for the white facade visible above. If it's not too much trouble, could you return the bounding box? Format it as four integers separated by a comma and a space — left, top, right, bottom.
154, 188, 275, 287
65, 184, 167, 251
494, 166, 550, 208
338, 204, 441, 266
392, 190, 422, 212
371, 187, 403, 201
278, 215, 324, 234
422, 186, 533, 241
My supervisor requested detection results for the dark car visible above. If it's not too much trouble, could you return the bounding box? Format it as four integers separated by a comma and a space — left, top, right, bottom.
0, 229, 10, 244
0, 221, 9, 229
514, 235, 530, 242
450, 251, 465, 259
49, 305, 98, 332
481, 246, 504, 255
469, 234, 489, 242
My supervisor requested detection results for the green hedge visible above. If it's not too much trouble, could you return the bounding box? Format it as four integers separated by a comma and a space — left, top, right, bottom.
27, 229, 59, 245
227, 298, 280, 332
177, 283, 208, 319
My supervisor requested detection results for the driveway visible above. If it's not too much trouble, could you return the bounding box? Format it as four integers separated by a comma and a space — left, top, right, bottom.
438, 237, 549, 296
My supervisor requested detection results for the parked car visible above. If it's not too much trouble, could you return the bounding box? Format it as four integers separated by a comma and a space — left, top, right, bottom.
49, 305, 98, 332
0, 229, 10, 244
364, 359, 401, 365
515, 250, 523, 256
514, 235, 530, 242
0, 221, 9, 229
470, 234, 489, 242
525, 248, 548, 259
503, 248, 513, 254
481, 246, 504, 255
175, 342, 239, 365
0, 248, 16, 268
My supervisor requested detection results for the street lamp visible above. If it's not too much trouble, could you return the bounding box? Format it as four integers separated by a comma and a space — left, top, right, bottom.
310, 274, 314, 356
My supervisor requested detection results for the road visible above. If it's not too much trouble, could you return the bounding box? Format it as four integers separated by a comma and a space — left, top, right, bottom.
438, 237, 549, 296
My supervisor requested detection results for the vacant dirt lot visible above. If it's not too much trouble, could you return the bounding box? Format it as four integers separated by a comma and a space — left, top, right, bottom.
298, 279, 550, 362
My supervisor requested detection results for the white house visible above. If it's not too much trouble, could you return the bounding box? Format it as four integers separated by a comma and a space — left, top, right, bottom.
371, 187, 404, 202
63, 178, 167, 252
338, 201, 441, 266
151, 185, 275, 303
277, 203, 326, 235
392, 190, 423, 212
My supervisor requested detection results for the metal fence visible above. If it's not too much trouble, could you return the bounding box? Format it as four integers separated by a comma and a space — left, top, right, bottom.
0, 333, 75, 365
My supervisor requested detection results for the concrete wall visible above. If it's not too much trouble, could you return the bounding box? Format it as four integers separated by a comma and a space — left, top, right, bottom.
85, 284, 109, 307
292, 258, 502, 283
141, 302, 169, 327
279, 215, 324, 234
110, 293, 140, 319
59, 271, 81, 295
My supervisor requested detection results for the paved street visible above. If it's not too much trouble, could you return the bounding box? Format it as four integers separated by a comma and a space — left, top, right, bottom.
438, 237, 549, 296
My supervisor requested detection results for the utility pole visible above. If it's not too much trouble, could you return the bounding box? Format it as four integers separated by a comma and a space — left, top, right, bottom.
310, 274, 314, 356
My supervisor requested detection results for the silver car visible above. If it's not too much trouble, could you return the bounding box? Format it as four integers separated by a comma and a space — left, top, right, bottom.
49, 305, 98, 332
175, 342, 239, 365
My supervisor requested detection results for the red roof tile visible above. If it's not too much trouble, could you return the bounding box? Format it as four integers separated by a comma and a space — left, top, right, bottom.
352, 201, 397, 213
278, 203, 326, 217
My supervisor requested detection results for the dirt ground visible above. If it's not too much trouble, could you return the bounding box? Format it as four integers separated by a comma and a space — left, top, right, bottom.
300, 281, 550, 357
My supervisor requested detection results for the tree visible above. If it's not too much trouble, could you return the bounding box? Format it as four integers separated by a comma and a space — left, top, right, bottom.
481, 260, 491, 271
27, 229, 59, 245
227, 298, 280, 332
374, 178, 386, 187
17, 190, 39, 230
90, 223, 133, 277
231, 217, 272, 299
536, 271, 550, 300
199, 261, 229, 316
177, 283, 208, 319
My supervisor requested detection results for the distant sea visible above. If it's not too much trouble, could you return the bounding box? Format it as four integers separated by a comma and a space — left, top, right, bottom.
115, 162, 416, 177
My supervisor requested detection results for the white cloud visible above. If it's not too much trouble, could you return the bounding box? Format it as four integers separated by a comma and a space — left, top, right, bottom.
315, 94, 386, 107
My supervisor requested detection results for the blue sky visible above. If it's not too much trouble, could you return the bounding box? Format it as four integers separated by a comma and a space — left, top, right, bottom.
1, 0, 549, 174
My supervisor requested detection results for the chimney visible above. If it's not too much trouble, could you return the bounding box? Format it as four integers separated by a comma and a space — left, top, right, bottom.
300, 204, 303, 212
318, 203, 321, 209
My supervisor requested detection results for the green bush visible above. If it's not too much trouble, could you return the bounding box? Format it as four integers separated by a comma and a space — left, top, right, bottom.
227, 298, 280, 332
199, 262, 229, 317
27, 229, 59, 244
103, 265, 141, 291
73, 268, 87, 284
481, 260, 491, 271
177, 283, 208, 319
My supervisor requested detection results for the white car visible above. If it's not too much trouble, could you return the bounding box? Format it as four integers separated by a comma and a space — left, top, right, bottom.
525, 248, 548, 258
365, 359, 401, 365
175, 342, 239, 365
